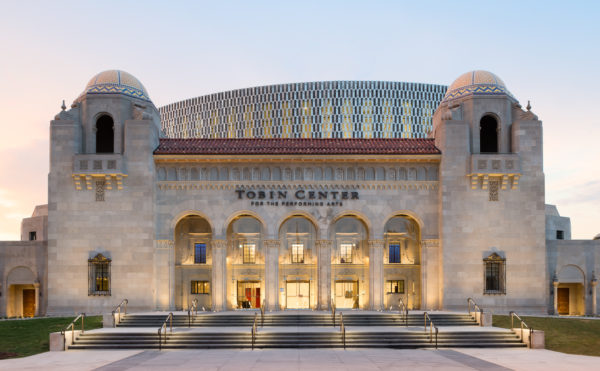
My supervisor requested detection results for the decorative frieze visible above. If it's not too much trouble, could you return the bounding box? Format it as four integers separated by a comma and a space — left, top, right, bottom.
73, 174, 126, 191
211, 239, 227, 250
368, 239, 385, 249
157, 181, 438, 191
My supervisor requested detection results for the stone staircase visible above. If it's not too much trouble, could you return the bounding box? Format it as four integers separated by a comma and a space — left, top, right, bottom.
116, 312, 478, 327
69, 330, 526, 350
65, 312, 526, 350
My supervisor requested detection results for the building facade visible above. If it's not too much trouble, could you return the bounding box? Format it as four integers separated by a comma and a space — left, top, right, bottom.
1, 69, 598, 318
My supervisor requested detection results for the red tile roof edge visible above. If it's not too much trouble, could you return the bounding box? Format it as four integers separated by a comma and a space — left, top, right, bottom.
154, 138, 441, 155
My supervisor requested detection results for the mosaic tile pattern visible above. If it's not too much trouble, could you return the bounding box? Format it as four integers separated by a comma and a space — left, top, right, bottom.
77, 70, 151, 102
159, 81, 447, 139
442, 70, 515, 103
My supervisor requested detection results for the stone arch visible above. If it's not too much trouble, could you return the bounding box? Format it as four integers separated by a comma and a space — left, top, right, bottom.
382, 210, 425, 233
480, 114, 499, 153
95, 113, 114, 153
328, 210, 373, 239
276, 210, 321, 239
222, 210, 269, 238
558, 264, 585, 283
7, 266, 36, 285
170, 210, 216, 236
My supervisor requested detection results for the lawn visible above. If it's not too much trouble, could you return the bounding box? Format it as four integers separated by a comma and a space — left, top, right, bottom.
493, 315, 600, 357
0, 316, 102, 359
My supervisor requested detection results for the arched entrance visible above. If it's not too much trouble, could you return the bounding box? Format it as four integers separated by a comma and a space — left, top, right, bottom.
278, 215, 317, 309
556, 265, 585, 315
226, 215, 265, 309
174, 215, 213, 311
6, 266, 38, 318
383, 215, 421, 310
330, 215, 368, 309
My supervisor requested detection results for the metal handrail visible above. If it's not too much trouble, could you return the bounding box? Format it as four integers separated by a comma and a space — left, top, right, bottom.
60, 313, 85, 349
340, 312, 346, 349
157, 312, 173, 351
467, 297, 483, 324
331, 298, 336, 327
188, 299, 198, 328
398, 297, 408, 327
260, 300, 265, 327
510, 311, 533, 347
423, 312, 438, 349
111, 299, 128, 327
251, 312, 258, 350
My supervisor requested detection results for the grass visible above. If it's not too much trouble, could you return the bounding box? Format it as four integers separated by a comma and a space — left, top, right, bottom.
493, 315, 600, 357
0, 316, 102, 359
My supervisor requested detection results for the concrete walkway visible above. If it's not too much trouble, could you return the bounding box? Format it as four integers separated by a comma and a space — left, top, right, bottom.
2, 348, 599, 370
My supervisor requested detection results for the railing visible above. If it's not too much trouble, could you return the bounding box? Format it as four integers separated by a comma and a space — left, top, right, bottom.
467, 297, 483, 325
260, 300, 265, 327
111, 299, 128, 327
331, 298, 336, 327
398, 297, 408, 327
188, 299, 198, 328
340, 312, 346, 349
423, 312, 438, 349
157, 312, 173, 351
251, 312, 258, 350
61, 313, 85, 349
510, 311, 533, 347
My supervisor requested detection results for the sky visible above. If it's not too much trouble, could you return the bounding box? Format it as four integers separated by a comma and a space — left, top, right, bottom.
0, 0, 598, 240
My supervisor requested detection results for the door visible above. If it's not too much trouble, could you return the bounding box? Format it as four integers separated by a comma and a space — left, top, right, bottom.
557, 287, 569, 315
22, 289, 35, 317
286, 281, 310, 309
335, 281, 359, 309
237, 281, 261, 309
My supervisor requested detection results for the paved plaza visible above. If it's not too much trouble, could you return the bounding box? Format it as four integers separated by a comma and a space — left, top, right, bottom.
2, 348, 600, 370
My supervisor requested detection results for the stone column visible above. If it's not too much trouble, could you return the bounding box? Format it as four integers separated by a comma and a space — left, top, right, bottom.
33, 281, 40, 317
422, 239, 440, 310
368, 239, 384, 310
591, 274, 598, 316
264, 239, 280, 311
169, 242, 176, 310
316, 240, 332, 310
553, 279, 559, 315
211, 239, 227, 311
154, 240, 173, 311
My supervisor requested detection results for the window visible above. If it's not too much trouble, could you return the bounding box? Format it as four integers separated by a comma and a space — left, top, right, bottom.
340, 243, 352, 263
556, 230, 564, 240
484, 253, 506, 294
96, 115, 114, 153
480, 115, 498, 153
191, 281, 210, 294
386, 280, 405, 294
29, 231, 37, 241
88, 253, 111, 296
389, 244, 401, 263
243, 244, 256, 264
291, 243, 304, 263
194, 243, 206, 264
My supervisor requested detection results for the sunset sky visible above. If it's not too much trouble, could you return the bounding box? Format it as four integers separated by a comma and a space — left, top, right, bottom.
0, 1, 598, 240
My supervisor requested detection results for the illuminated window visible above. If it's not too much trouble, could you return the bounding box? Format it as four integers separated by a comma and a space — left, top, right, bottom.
243, 244, 256, 264
386, 280, 405, 294
191, 281, 210, 294
88, 253, 111, 296
291, 243, 304, 263
194, 243, 206, 264
340, 243, 352, 263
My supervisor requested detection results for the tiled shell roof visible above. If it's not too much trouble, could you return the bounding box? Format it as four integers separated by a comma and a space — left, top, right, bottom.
76, 70, 151, 102
154, 138, 440, 155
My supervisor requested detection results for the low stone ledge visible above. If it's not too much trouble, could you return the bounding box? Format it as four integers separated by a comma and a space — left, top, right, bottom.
512, 328, 545, 349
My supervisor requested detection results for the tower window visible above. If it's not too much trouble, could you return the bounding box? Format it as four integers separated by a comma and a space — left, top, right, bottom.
194, 243, 206, 264
96, 115, 114, 153
556, 230, 564, 240
88, 253, 111, 296
29, 231, 37, 241
480, 115, 498, 153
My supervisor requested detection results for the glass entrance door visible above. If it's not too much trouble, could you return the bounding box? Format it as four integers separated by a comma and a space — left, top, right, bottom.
286, 281, 310, 309
335, 280, 359, 309
237, 281, 261, 309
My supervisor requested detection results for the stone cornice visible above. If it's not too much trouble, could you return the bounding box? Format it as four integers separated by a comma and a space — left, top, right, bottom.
157, 181, 438, 191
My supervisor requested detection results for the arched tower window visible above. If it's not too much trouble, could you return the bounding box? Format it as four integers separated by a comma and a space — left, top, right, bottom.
480, 115, 498, 153
96, 115, 114, 153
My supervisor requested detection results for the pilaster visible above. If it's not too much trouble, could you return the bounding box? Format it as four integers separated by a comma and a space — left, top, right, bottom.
422, 239, 440, 310
211, 239, 227, 311
154, 239, 173, 311
316, 239, 332, 310
368, 239, 384, 310
264, 239, 280, 311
